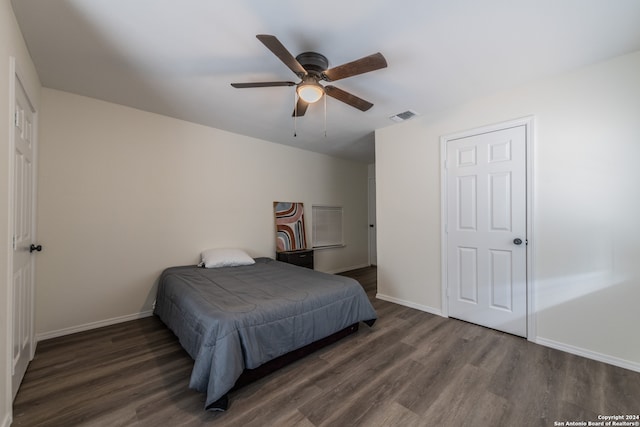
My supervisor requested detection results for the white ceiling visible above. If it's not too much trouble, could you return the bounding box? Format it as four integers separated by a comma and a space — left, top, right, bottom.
11, 0, 640, 163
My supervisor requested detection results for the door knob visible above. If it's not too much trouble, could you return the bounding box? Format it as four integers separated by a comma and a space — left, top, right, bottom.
30, 244, 42, 253
513, 238, 523, 245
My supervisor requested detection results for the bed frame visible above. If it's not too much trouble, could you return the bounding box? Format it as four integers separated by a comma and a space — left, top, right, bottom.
208, 322, 366, 411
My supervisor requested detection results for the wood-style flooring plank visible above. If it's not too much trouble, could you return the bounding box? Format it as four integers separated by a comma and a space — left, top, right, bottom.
12, 266, 640, 427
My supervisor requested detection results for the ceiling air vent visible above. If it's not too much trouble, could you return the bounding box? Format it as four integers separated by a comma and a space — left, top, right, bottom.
389, 109, 419, 122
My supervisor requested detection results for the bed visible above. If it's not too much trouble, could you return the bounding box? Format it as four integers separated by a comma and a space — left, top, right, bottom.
153, 256, 377, 410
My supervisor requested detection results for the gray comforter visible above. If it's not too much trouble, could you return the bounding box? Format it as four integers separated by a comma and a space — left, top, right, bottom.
153, 257, 377, 409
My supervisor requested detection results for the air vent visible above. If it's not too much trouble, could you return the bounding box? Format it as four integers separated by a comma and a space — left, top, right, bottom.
389, 110, 419, 122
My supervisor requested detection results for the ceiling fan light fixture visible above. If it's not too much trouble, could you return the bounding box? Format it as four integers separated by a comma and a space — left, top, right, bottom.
232, 35, 388, 116
297, 81, 324, 103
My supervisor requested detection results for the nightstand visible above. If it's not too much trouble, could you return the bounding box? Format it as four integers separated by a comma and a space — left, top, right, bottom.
276, 249, 314, 269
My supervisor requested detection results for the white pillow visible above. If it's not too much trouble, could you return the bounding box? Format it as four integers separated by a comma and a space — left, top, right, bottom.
200, 248, 255, 268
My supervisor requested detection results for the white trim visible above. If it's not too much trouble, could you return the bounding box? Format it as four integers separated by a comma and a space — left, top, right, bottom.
1, 413, 11, 427
367, 164, 377, 267
439, 116, 536, 339
440, 133, 448, 317
376, 293, 443, 317
324, 262, 370, 275
24, 74, 38, 363
312, 244, 346, 250
30, 89, 39, 362
35, 311, 154, 342
4, 56, 17, 427
534, 337, 640, 373
525, 117, 536, 340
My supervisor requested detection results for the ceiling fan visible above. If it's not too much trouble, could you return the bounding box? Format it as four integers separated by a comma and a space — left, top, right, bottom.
231, 35, 388, 117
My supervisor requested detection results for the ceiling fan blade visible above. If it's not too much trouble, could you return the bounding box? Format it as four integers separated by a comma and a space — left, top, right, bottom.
231, 81, 296, 88
292, 97, 309, 117
322, 52, 387, 82
256, 34, 307, 78
324, 86, 373, 111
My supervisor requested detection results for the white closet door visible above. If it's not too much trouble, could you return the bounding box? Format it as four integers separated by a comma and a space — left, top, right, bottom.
446, 125, 527, 337
12, 75, 38, 398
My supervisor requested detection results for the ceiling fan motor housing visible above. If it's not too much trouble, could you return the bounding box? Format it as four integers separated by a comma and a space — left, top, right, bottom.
295, 52, 329, 76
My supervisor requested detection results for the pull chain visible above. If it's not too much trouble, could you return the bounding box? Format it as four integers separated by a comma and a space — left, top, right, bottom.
293, 91, 298, 137
323, 94, 327, 138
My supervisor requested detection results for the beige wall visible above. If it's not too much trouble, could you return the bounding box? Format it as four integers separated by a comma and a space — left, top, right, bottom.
36, 88, 369, 337
1, 2, 41, 425
376, 51, 640, 370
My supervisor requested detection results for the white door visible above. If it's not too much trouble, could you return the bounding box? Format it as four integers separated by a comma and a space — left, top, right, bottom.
11, 76, 37, 398
368, 176, 377, 266
445, 125, 527, 337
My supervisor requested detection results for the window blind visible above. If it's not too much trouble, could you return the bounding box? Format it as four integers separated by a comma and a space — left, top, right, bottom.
312, 205, 343, 248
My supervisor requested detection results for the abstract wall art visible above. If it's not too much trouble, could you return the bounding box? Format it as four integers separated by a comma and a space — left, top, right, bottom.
274, 202, 307, 252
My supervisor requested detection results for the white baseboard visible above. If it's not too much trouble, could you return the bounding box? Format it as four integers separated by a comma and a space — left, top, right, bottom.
375, 293, 444, 317
36, 310, 155, 342
375, 292, 639, 373
1, 412, 11, 427
325, 263, 371, 275
534, 336, 640, 373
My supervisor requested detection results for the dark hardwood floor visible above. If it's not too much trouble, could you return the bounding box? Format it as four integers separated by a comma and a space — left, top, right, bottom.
12, 267, 640, 426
